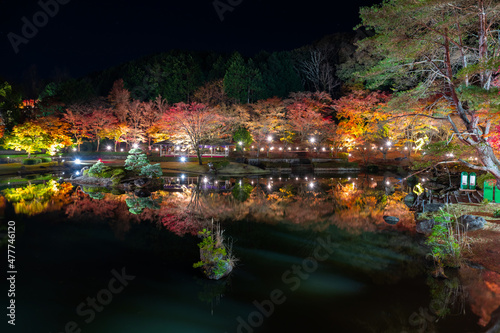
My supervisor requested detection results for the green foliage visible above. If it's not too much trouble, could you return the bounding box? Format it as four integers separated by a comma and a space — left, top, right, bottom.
110, 168, 126, 185
124, 148, 150, 173
477, 173, 495, 190
88, 192, 105, 200
3, 180, 60, 202
232, 181, 253, 202
494, 209, 500, 218
224, 53, 263, 103
211, 160, 230, 170
425, 210, 461, 268
139, 163, 163, 178
22, 158, 42, 165
41, 157, 52, 163
125, 195, 161, 214
87, 161, 111, 178
337, 152, 349, 159
232, 127, 253, 149
193, 228, 233, 279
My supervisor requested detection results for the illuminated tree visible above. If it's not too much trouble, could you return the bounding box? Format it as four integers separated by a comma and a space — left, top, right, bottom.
357, 0, 500, 185
246, 98, 286, 156
333, 89, 390, 149
286, 92, 333, 143
3, 118, 71, 157
3, 122, 48, 157
108, 79, 130, 123
63, 105, 91, 152
164, 103, 226, 165
36, 116, 73, 155
87, 108, 118, 152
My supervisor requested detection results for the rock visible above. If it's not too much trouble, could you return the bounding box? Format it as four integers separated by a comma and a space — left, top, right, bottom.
134, 189, 151, 197
80, 166, 89, 174
404, 194, 415, 207
416, 219, 438, 234
383, 216, 399, 225
134, 178, 150, 188
458, 215, 486, 231
422, 203, 445, 213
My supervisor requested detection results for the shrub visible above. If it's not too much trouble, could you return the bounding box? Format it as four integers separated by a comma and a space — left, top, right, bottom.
41, 157, 52, 163
124, 148, 149, 173
140, 163, 163, 178
22, 158, 42, 165
425, 209, 465, 268
87, 161, 111, 178
111, 168, 125, 177
337, 152, 349, 159
211, 160, 230, 170
477, 173, 495, 190
494, 209, 500, 218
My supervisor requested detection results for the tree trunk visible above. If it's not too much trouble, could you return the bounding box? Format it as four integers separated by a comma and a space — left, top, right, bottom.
197, 148, 203, 165
96, 137, 100, 152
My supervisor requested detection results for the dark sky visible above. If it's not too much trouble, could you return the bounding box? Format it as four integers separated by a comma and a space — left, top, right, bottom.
0, 0, 377, 83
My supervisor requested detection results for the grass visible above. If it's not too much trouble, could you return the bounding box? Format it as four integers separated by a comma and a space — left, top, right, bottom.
417, 202, 500, 222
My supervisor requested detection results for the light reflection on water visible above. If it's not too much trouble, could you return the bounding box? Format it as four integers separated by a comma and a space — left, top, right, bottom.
0, 174, 498, 332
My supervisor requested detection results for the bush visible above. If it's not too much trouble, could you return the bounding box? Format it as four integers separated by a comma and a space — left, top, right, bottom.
425, 210, 464, 268
22, 158, 42, 165
41, 157, 52, 163
337, 152, 349, 159
87, 161, 111, 178
124, 148, 149, 173
112, 168, 125, 177
477, 173, 495, 189
140, 163, 163, 178
211, 160, 230, 170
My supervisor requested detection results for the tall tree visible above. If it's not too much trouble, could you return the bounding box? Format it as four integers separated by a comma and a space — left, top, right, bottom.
88, 108, 118, 152
224, 53, 263, 104
108, 79, 130, 123
63, 104, 91, 152
164, 103, 225, 165
357, 0, 500, 184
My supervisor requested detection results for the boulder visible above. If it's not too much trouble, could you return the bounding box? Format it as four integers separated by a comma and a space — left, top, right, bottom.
383, 216, 399, 225
416, 219, 439, 234
458, 215, 486, 231
422, 203, 445, 213
134, 189, 151, 197
134, 178, 150, 188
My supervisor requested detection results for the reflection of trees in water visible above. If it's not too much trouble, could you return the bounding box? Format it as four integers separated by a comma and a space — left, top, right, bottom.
167, 177, 416, 234
4, 177, 414, 236
460, 267, 500, 328
3, 181, 73, 216
195, 276, 230, 315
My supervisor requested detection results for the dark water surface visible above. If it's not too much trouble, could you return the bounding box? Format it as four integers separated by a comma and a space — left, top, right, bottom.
0, 174, 497, 333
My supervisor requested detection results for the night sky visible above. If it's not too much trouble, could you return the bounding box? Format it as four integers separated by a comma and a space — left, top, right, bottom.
0, 0, 376, 83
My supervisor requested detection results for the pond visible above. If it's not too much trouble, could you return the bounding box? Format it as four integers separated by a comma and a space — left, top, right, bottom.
0, 174, 498, 333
